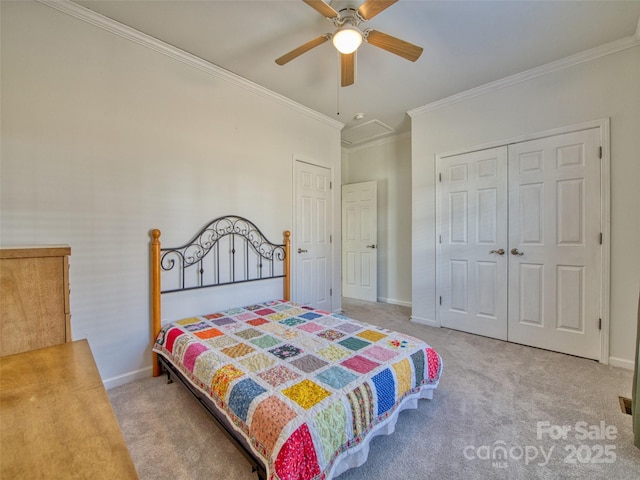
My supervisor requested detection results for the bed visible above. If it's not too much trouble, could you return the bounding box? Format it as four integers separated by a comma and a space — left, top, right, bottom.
150, 215, 443, 480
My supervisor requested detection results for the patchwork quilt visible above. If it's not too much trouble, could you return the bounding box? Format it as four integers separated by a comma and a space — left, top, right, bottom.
153, 300, 443, 480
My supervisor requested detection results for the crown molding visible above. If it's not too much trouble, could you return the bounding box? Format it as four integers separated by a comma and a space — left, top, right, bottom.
408, 33, 640, 118
37, 0, 344, 131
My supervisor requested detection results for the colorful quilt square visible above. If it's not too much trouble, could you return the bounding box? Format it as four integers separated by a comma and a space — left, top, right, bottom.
387, 339, 410, 349
372, 368, 396, 415
183, 321, 210, 332
211, 317, 236, 327
282, 380, 331, 410
250, 335, 281, 349
279, 317, 306, 327
259, 323, 287, 336
296, 336, 325, 352
314, 402, 347, 461
334, 322, 362, 334
229, 378, 267, 422
297, 322, 324, 333
254, 308, 276, 316
314, 316, 341, 327
269, 344, 302, 360
316, 366, 358, 389
205, 335, 237, 349
341, 355, 380, 374
246, 317, 269, 327
258, 365, 300, 388
203, 313, 224, 320
282, 307, 308, 317
182, 343, 208, 372
338, 337, 370, 351
244, 304, 264, 311
194, 328, 224, 340
267, 312, 291, 321
393, 359, 413, 397
221, 342, 255, 359
251, 396, 297, 454
235, 328, 263, 340
363, 345, 399, 362
279, 329, 302, 340
356, 329, 387, 342
236, 312, 258, 321
211, 364, 244, 399
239, 353, 276, 373
289, 355, 328, 374
176, 317, 203, 325
222, 308, 245, 315
193, 350, 225, 386
316, 329, 345, 341
299, 311, 322, 321
317, 345, 351, 362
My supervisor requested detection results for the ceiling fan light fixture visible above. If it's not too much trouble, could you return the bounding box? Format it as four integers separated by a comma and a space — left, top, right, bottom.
332, 25, 363, 54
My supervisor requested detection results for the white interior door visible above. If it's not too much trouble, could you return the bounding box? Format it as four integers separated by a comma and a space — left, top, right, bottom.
342, 181, 378, 302
507, 128, 602, 359
295, 161, 332, 311
439, 147, 509, 340
437, 127, 603, 360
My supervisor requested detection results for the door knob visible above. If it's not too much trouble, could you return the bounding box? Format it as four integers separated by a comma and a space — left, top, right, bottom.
297, 248, 308, 254
511, 248, 524, 256
366, 244, 377, 249
489, 249, 505, 255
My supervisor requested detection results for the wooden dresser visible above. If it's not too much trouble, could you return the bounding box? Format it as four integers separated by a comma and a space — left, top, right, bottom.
0, 340, 139, 478
0, 245, 71, 356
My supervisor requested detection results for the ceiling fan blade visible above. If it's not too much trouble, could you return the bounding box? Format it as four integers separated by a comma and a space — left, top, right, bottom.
357, 0, 398, 21
302, 0, 339, 19
365, 29, 423, 62
275, 35, 330, 65
341, 52, 355, 87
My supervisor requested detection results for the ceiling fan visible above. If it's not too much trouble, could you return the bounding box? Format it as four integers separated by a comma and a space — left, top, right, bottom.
275, 0, 423, 87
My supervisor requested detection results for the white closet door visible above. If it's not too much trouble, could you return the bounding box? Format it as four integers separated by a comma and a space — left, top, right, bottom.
439, 147, 508, 340
507, 128, 602, 359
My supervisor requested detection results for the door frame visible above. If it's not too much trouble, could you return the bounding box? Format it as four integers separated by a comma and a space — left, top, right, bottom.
435, 118, 611, 364
292, 157, 335, 311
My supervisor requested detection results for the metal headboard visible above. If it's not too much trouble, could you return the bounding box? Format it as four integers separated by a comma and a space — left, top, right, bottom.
150, 215, 290, 376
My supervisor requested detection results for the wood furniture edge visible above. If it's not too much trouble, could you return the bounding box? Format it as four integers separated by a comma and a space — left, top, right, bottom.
0, 245, 71, 259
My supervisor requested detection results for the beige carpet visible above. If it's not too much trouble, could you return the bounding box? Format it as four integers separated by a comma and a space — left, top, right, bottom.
108, 298, 639, 479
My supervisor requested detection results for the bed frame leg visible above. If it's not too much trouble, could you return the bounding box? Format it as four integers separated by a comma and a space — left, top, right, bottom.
166, 370, 173, 384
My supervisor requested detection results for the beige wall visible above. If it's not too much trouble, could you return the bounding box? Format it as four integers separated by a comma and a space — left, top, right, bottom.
342, 134, 412, 306
410, 45, 640, 367
0, 1, 342, 385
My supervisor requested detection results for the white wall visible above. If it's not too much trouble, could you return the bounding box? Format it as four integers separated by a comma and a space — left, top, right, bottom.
410, 44, 640, 367
342, 133, 412, 306
0, 1, 342, 386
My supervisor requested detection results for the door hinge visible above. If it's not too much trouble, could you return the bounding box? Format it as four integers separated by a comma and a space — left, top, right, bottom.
439, 296, 442, 305
598, 318, 602, 330
330, 234, 332, 244
439, 235, 442, 244
439, 172, 442, 183
330, 288, 333, 296
599, 232, 603, 245
599, 146, 602, 159
330, 181, 332, 190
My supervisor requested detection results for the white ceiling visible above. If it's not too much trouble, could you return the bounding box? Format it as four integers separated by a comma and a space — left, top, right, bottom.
73, 0, 640, 144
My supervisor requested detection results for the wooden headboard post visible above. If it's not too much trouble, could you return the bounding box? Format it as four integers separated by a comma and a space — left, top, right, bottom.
284, 230, 291, 302
151, 229, 162, 377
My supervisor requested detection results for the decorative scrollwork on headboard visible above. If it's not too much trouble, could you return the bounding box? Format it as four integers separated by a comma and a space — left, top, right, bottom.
158, 216, 288, 294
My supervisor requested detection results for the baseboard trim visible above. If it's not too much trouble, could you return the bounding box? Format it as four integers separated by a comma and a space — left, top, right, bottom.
104, 366, 153, 390
410, 316, 438, 327
377, 297, 412, 308
608, 356, 634, 371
